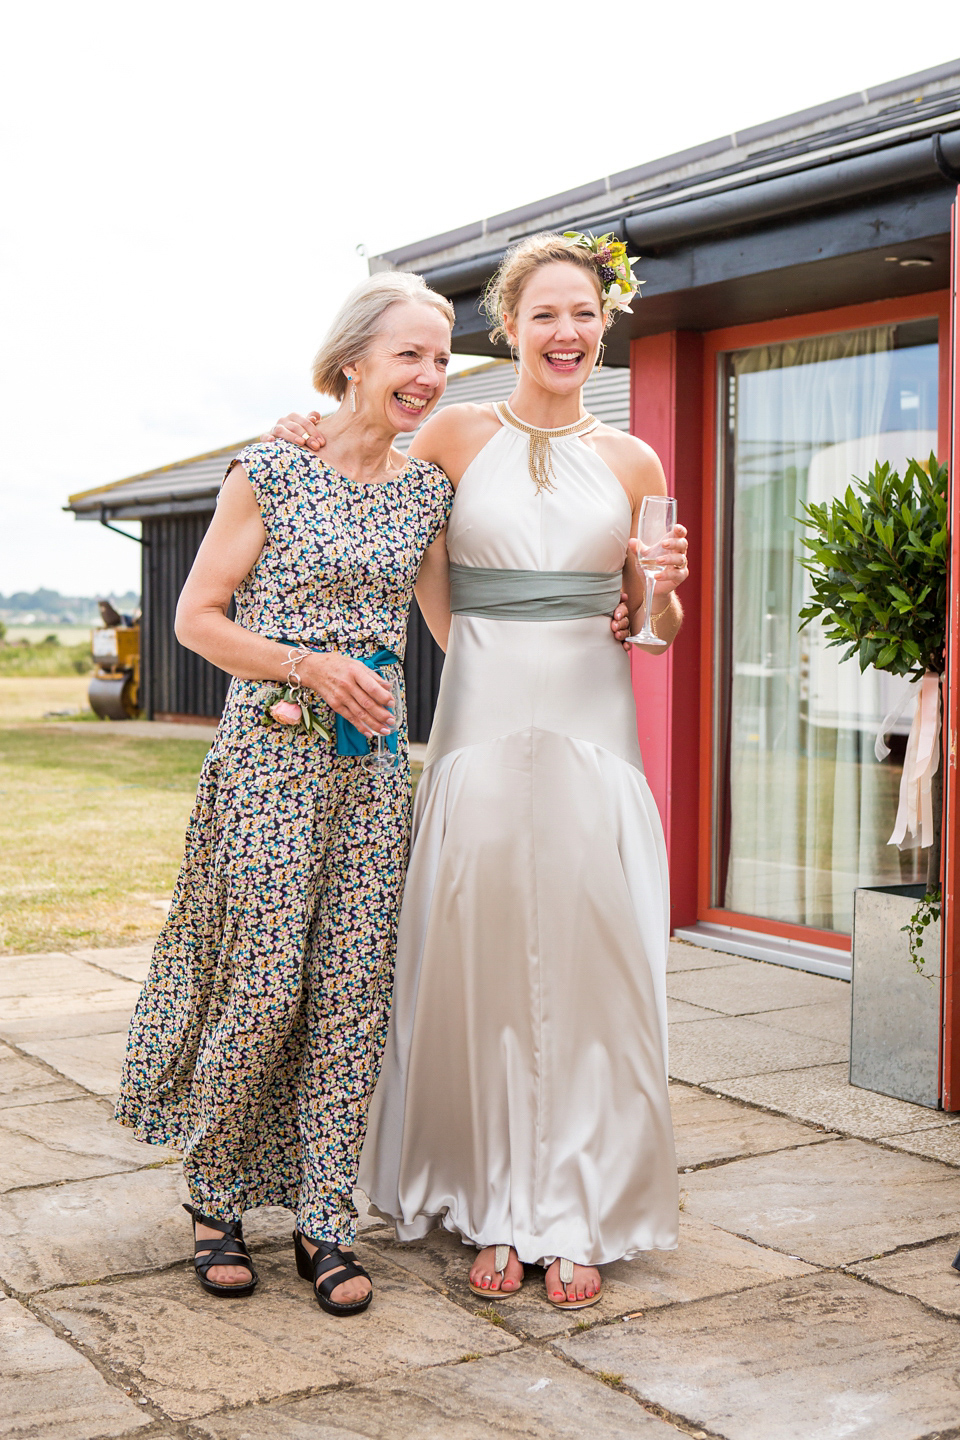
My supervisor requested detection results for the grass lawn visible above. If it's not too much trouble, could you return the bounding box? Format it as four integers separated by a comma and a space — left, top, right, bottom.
1, 722, 208, 954
0, 675, 93, 722
2, 677, 422, 956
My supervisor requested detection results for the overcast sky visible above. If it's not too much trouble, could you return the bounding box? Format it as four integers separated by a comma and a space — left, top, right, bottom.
2, 1, 958, 597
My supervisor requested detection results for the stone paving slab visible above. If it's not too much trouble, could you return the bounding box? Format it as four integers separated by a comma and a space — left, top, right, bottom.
666, 997, 716, 1023
668, 1016, 846, 1084
853, 1236, 960, 1316
0, 1165, 318, 1293
0, 1007, 135, 1044
192, 1348, 683, 1438
707, 1062, 959, 1139
669, 1082, 835, 1170
756, 998, 851, 1046
556, 1272, 960, 1440
877, 1124, 960, 1166
369, 1217, 815, 1341
0, 1095, 176, 1191
16, 1031, 128, 1094
0, 953, 141, 1021
0, 1039, 85, 1109
0, 1293, 152, 1439
72, 945, 153, 984
682, 1138, 960, 1266
666, 961, 842, 1017
0, 1164, 191, 1292
667, 942, 744, 973
40, 1247, 519, 1421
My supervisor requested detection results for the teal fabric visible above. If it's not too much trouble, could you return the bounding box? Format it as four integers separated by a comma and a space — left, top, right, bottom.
280, 640, 400, 757
334, 650, 401, 757
449, 564, 622, 621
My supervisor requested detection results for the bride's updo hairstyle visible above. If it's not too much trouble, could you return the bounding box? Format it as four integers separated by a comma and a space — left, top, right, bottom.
312, 271, 455, 400
484, 233, 606, 346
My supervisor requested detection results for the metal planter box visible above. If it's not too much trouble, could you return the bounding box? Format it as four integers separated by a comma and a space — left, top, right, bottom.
850, 884, 941, 1108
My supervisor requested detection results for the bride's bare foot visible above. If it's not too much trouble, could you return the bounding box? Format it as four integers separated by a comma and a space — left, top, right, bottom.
545, 1259, 601, 1304
193, 1219, 253, 1287
469, 1245, 524, 1294
299, 1235, 371, 1307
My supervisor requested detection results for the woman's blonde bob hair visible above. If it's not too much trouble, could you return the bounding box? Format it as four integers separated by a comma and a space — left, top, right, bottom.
312, 271, 456, 400
484, 233, 605, 346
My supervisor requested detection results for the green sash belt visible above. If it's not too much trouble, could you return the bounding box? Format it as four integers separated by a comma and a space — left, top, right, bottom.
449, 564, 621, 621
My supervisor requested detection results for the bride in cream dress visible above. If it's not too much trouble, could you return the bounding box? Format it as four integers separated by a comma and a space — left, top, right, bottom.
275, 232, 688, 1307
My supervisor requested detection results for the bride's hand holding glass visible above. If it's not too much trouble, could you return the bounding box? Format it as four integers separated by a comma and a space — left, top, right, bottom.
628, 523, 688, 593
625, 496, 688, 649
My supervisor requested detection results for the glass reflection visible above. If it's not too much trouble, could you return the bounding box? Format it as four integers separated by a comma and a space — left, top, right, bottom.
716, 321, 938, 933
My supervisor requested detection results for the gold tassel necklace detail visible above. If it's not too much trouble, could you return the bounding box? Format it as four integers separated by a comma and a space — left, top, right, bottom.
496, 401, 597, 494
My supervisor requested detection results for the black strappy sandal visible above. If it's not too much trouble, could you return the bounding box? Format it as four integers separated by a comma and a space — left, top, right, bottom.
182, 1203, 259, 1298
293, 1230, 372, 1316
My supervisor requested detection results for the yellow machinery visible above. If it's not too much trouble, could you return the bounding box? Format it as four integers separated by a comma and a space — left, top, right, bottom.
89, 602, 140, 719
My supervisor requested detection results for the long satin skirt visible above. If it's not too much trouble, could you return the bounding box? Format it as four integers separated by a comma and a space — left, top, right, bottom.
360, 614, 679, 1265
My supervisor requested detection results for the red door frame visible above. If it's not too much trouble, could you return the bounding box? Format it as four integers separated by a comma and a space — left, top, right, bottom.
629, 332, 704, 932
943, 198, 960, 1110
697, 290, 953, 952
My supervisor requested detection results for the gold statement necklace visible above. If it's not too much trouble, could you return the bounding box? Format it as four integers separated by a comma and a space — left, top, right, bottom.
496, 401, 597, 495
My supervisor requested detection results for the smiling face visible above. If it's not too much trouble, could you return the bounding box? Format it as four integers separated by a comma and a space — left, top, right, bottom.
346, 301, 452, 433
503, 261, 605, 395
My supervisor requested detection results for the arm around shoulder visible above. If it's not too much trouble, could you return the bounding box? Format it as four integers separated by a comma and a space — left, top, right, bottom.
409, 403, 500, 484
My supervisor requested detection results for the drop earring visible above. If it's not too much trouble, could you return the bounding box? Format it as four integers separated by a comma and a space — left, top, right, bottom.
511, 346, 520, 377
350, 379, 358, 413
597, 340, 606, 372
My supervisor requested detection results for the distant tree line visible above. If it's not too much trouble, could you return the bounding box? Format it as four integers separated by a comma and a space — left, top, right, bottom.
0, 589, 140, 625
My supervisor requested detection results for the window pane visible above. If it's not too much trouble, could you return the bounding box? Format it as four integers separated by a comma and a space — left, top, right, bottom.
714, 322, 938, 934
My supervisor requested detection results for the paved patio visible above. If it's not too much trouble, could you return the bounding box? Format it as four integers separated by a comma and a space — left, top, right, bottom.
3, 938, 960, 1439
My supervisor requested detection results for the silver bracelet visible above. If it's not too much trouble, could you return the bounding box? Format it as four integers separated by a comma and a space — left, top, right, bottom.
281, 646, 310, 690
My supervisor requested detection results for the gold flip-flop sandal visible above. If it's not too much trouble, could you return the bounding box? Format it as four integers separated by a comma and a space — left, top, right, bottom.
468, 1244, 524, 1298
546, 1257, 603, 1310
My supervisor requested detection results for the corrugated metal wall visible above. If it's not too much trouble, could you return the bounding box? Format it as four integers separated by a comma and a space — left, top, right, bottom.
141, 513, 231, 719
141, 513, 444, 736
404, 603, 444, 744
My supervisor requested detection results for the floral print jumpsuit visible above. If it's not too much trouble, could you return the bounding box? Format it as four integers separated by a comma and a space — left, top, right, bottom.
115, 440, 452, 1245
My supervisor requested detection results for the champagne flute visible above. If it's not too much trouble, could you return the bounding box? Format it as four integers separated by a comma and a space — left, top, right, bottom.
361, 670, 403, 775
627, 496, 677, 649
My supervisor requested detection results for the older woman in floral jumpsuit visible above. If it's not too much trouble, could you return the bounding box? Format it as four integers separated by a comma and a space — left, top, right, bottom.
115, 273, 455, 1315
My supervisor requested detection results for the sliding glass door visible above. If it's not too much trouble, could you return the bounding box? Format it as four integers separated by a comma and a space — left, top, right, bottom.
712, 318, 939, 935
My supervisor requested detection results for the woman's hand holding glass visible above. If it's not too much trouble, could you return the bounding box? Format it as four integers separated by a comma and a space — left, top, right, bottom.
625, 497, 688, 649
298, 652, 394, 739
362, 670, 403, 774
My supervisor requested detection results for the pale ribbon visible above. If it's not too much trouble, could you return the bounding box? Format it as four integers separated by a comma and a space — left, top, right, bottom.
875, 670, 941, 851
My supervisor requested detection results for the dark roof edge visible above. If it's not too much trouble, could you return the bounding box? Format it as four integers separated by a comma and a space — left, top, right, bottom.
379, 58, 960, 266
419, 126, 960, 298
66, 438, 255, 508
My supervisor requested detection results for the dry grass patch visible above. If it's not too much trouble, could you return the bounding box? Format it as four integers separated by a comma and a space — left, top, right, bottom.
1, 726, 208, 953
0, 676, 93, 723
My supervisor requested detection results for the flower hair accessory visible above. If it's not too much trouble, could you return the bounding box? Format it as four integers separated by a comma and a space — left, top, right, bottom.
563, 230, 642, 315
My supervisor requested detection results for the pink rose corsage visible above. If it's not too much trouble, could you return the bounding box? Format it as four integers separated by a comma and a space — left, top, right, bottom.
269, 699, 304, 726
255, 648, 332, 740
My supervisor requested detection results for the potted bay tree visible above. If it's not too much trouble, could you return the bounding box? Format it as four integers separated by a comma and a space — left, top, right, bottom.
799, 453, 947, 1107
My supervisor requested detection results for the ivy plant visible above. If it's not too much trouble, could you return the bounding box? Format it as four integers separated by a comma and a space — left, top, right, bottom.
797, 454, 948, 965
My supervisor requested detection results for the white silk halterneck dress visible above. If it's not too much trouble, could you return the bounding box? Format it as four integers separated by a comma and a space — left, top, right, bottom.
359, 406, 679, 1266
